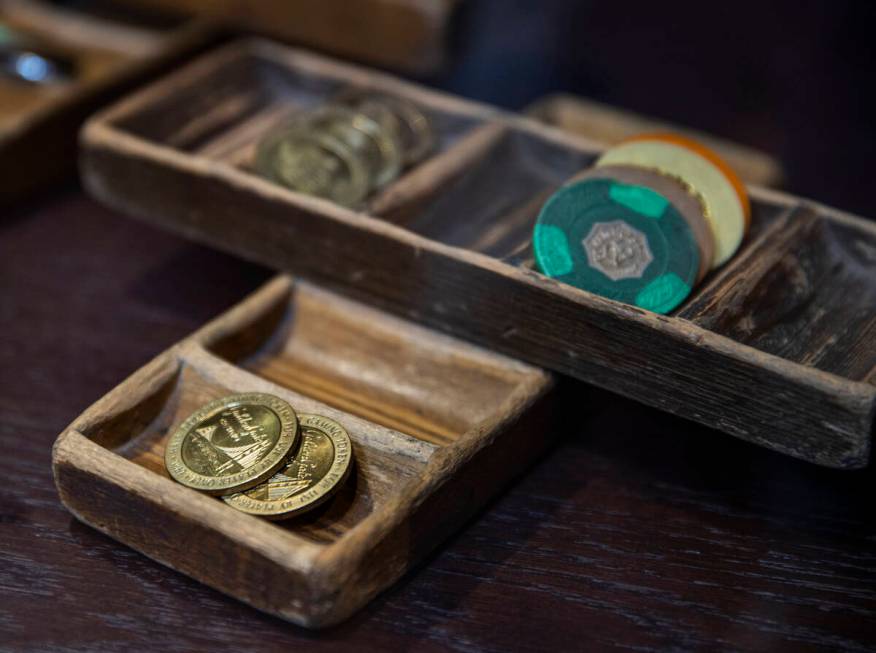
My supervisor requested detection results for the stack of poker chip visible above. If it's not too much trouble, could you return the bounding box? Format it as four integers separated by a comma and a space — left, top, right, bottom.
255, 88, 435, 208
533, 133, 751, 314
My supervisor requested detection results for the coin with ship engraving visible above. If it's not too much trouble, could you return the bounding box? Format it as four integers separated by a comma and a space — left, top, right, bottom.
255, 122, 370, 207
223, 414, 353, 519
164, 393, 299, 496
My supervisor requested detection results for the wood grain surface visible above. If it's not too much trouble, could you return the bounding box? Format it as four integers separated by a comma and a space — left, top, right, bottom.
2, 190, 876, 650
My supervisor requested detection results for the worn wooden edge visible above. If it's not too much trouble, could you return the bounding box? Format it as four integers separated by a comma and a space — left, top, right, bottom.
525, 93, 784, 187
52, 269, 555, 625
310, 371, 556, 625
188, 274, 544, 382
51, 346, 326, 578
369, 121, 508, 219
176, 286, 553, 624
179, 342, 440, 464
88, 37, 501, 132
53, 430, 322, 569
51, 430, 339, 625
80, 115, 875, 404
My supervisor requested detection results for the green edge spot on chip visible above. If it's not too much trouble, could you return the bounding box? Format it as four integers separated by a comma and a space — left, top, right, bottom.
609, 183, 668, 219
534, 224, 574, 276
634, 273, 691, 314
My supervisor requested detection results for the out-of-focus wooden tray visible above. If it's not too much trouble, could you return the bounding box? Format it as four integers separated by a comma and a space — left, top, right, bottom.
111, 0, 460, 74
80, 39, 876, 468
52, 275, 556, 627
0, 0, 217, 204
526, 93, 784, 187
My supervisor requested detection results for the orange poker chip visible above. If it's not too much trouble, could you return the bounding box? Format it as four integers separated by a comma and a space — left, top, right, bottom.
623, 132, 751, 228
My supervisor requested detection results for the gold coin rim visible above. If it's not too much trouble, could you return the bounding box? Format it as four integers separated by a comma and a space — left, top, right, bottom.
336, 88, 435, 165
254, 121, 371, 207
164, 393, 299, 496
329, 105, 403, 188
222, 413, 353, 519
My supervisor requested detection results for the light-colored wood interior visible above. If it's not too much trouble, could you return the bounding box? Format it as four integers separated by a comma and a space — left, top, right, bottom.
207, 282, 532, 446
74, 278, 543, 544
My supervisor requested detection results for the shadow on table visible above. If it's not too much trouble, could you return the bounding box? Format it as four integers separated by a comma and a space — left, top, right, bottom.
128, 242, 273, 326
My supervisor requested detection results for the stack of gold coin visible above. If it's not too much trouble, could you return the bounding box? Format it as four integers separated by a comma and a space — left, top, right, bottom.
255, 88, 435, 208
164, 393, 354, 520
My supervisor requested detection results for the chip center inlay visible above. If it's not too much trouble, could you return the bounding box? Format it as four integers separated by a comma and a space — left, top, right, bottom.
583, 220, 653, 280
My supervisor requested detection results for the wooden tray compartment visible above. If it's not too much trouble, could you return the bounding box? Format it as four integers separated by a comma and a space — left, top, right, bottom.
80, 38, 876, 469
0, 0, 215, 204
52, 275, 555, 626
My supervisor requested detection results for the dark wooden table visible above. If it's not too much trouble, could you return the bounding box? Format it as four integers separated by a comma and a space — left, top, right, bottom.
2, 188, 875, 652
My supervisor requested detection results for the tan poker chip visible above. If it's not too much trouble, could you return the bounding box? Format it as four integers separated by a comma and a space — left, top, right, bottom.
572, 165, 715, 283
596, 134, 749, 268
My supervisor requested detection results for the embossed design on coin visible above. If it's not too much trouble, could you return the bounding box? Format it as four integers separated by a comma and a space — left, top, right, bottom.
224, 414, 353, 519
255, 125, 370, 207
335, 88, 435, 165
165, 393, 299, 495
583, 220, 653, 281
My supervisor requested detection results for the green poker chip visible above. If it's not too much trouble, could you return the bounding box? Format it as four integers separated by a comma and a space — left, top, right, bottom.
533, 178, 700, 314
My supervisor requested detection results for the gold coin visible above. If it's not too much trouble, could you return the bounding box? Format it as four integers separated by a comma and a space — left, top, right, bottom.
255, 122, 370, 207
223, 414, 353, 519
335, 88, 435, 166
164, 393, 299, 496
310, 105, 402, 189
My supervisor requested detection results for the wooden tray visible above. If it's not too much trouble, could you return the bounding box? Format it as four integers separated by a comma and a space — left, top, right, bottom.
525, 93, 784, 188
52, 275, 555, 627
0, 0, 216, 204
111, 0, 460, 74
80, 38, 876, 469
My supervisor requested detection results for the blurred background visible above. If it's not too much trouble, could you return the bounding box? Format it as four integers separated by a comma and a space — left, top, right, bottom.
3, 0, 875, 214
432, 0, 875, 216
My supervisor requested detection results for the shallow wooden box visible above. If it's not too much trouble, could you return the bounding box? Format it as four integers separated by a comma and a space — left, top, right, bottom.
0, 0, 215, 204
80, 38, 876, 469
52, 275, 555, 627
